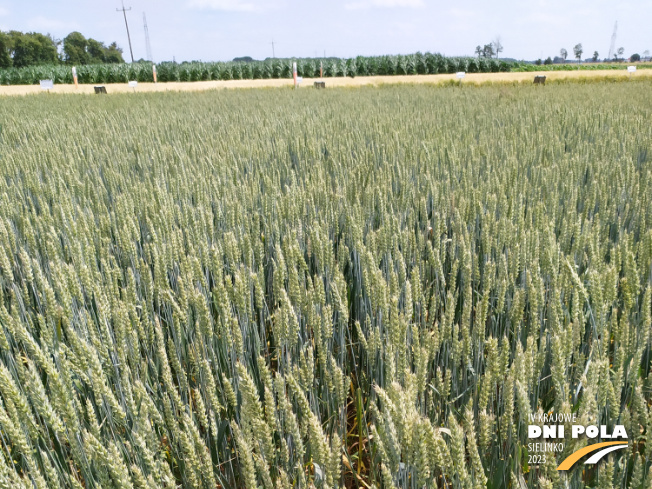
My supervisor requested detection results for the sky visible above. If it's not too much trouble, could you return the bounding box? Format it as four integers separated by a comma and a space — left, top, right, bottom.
0, 0, 649, 62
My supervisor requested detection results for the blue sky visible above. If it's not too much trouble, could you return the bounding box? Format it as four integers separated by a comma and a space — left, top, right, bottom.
0, 0, 649, 62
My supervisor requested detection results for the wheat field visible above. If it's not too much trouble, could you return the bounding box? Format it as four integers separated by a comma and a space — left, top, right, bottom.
0, 82, 650, 488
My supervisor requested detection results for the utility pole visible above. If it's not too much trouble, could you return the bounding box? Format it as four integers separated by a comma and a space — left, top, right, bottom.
117, 1, 135, 63
143, 12, 153, 62
607, 21, 617, 62
270, 40, 275, 58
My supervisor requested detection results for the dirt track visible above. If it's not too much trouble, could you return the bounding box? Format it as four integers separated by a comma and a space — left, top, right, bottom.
1, 68, 650, 96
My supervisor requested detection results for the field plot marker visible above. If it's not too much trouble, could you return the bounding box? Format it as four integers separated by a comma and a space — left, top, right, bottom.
72, 67, 78, 88
292, 62, 302, 88
456, 71, 465, 86
128, 80, 138, 92
153, 64, 157, 83
628, 65, 636, 77
40, 80, 53, 93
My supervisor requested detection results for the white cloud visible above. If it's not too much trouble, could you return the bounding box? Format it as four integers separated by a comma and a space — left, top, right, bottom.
187, 0, 264, 12
345, 0, 425, 10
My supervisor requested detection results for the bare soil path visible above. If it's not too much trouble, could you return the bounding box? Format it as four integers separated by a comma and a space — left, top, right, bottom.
1, 68, 649, 96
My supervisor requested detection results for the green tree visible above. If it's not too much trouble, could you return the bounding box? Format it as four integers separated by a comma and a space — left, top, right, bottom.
62, 32, 124, 65
103, 42, 124, 64
544, 57, 553, 65
0, 29, 122, 68
0, 31, 12, 68
592, 51, 599, 62
573, 43, 583, 64
63, 31, 90, 65
630, 53, 640, 62
86, 38, 106, 63
560, 48, 568, 61
616, 47, 624, 61
9, 31, 58, 67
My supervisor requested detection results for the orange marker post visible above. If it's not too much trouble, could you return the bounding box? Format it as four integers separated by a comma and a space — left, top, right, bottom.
153, 64, 157, 83
320, 60, 323, 78
72, 66, 78, 88
293, 62, 297, 89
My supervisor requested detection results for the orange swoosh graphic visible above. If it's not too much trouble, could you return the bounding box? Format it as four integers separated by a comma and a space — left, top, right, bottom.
557, 441, 628, 470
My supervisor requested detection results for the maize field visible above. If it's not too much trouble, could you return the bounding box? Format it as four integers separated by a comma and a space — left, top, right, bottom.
0, 82, 650, 489
0, 54, 513, 86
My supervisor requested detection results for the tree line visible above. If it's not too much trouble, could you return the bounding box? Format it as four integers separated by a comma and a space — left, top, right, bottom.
475, 37, 503, 59
0, 30, 124, 69
534, 44, 645, 65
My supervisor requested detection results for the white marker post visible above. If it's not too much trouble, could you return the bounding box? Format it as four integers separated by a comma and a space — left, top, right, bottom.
628, 65, 636, 77
153, 64, 157, 83
293, 62, 298, 89
128, 80, 138, 92
456, 71, 465, 86
72, 67, 78, 88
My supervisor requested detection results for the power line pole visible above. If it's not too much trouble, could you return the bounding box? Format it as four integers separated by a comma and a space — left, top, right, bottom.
117, 1, 134, 63
270, 40, 275, 58
607, 21, 618, 62
143, 12, 153, 62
